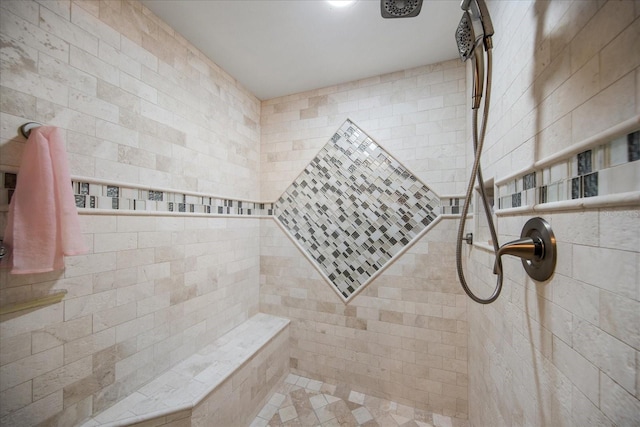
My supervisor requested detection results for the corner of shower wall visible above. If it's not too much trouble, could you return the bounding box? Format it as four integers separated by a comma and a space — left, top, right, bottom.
259, 58, 471, 417
0, 1, 263, 425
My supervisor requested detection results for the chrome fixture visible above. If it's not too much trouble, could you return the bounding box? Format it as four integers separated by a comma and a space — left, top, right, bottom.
19, 122, 42, 139
453, 1, 556, 303
380, 0, 423, 18
494, 217, 557, 282
454, 0, 500, 303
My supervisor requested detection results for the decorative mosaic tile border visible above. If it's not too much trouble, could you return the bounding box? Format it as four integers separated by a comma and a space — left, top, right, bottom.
497, 129, 640, 210
2, 120, 464, 303
0, 172, 274, 217
441, 197, 464, 215
275, 119, 443, 300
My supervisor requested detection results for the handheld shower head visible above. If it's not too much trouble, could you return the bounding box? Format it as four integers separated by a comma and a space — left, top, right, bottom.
456, 10, 485, 109
455, 0, 493, 110
461, 0, 494, 39
455, 10, 481, 62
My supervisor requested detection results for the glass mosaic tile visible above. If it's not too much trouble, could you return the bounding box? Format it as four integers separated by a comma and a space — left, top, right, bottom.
571, 177, 581, 199
583, 172, 598, 197
629, 131, 640, 162
4, 173, 17, 189
106, 185, 119, 198
275, 120, 440, 300
0, 170, 271, 218
75, 195, 86, 208
577, 150, 592, 175
79, 182, 89, 195
496, 128, 639, 209
523, 172, 536, 190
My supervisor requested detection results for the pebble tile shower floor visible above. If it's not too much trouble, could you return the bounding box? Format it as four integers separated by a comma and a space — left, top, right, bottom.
251, 374, 469, 427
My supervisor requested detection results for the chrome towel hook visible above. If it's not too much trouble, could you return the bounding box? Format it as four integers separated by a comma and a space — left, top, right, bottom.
19, 122, 42, 139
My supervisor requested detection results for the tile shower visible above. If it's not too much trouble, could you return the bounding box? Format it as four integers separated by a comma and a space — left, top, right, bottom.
0, 1, 639, 427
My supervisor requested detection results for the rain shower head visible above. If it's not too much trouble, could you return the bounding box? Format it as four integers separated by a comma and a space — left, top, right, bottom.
380, 0, 423, 18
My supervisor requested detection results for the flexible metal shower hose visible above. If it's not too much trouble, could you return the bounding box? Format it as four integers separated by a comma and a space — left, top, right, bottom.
455, 48, 504, 304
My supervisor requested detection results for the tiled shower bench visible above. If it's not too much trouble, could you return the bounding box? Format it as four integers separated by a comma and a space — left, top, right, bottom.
80, 313, 290, 427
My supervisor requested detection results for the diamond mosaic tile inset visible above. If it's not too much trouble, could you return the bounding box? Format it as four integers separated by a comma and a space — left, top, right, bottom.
275, 120, 440, 300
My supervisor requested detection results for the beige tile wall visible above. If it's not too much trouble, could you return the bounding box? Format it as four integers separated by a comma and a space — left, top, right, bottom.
259, 58, 470, 417
0, 0, 261, 425
260, 218, 469, 418
0, 215, 262, 426
260, 59, 468, 201
466, 1, 640, 426
0, 0, 260, 199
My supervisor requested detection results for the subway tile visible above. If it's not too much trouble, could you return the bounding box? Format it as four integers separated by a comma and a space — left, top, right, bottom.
572, 72, 636, 145
0, 346, 63, 392
115, 346, 153, 381
599, 290, 640, 351
571, 385, 614, 427
64, 328, 115, 365
599, 370, 640, 426
35, 98, 96, 134
551, 335, 599, 404
573, 318, 636, 396
70, 2, 120, 49
0, 389, 63, 427
0, 86, 36, 119
37, 51, 97, 96
32, 316, 93, 354
0, 0, 40, 25
120, 35, 158, 72
572, 244, 637, 299
2, 65, 69, 107
93, 232, 137, 253
67, 131, 119, 162
136, 292, 170, 317
551, 275, 599, 325
36, 0, 71, 20
0, 8, 69, 61
0, 332, 31, 366
116, 313, 155, 344
0, 380, 32, 419
70, 45, 119, 86
97, 79, 142, 112
93, 302, 137, 333
32, 355, 92, 401
39, 5, 98, 56
116, 281, 154, 307
0, 303, 63, 340
600, 15, 640, 89
599, 209, 640, 252
69, 88, 119, 122
119, 71, 157, 103
64, 290, 117, 321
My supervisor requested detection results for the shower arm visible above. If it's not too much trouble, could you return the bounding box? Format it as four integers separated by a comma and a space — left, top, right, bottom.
494, 217, 557, 281
492, 237, 542, 275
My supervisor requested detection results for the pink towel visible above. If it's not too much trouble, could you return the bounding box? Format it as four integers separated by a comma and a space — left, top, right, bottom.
2, 126, 87, 274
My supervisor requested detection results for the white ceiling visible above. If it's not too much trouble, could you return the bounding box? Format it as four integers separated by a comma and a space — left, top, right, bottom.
141, 0, 463, 100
